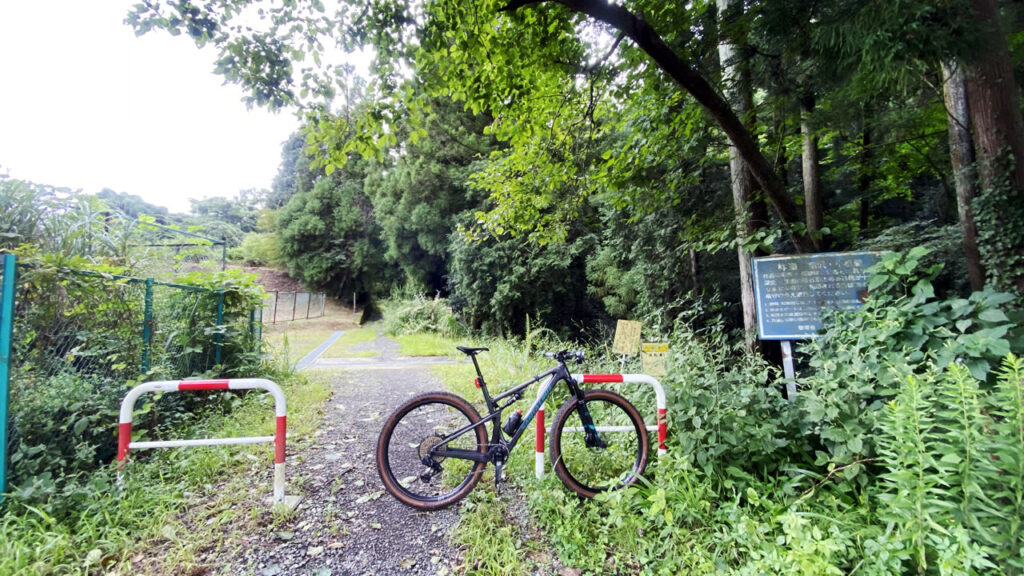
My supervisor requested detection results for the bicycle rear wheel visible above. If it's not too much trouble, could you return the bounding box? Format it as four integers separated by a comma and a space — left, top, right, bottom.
376, 392, 487, 510
550, 389, 649, 499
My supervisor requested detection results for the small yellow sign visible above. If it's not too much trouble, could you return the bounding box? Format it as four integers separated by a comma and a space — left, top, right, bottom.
641, 342, 669, 377
612, 320, 643, 355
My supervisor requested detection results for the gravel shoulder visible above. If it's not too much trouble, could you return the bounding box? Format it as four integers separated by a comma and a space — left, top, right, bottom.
222, 336, 467, 576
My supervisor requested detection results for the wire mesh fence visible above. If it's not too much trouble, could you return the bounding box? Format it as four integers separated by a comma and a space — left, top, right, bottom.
2, 261, 264, 502
263, 291, 326, 324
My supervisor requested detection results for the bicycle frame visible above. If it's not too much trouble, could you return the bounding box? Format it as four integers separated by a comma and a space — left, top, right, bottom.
429, 359, 588, 465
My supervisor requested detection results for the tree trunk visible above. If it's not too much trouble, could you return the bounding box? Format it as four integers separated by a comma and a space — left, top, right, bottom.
942, 60, 986, 291
717, 0, 759, 351
689, 249, 701, 293
858, 114, 872, 232
801, 93, 825, 249
964, 0, 1024, 292
504, 0, 814, 253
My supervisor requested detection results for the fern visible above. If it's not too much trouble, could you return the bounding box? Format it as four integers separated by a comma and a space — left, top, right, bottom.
933, 363, 997, 544
984, 355, 1024, 575
875, 373, 944, 573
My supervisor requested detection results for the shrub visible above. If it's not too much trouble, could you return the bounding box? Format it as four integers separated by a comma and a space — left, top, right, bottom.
231, 232, 282, 266
381, 293, 465, 337
6, 372, 122, 518
797, 247, 1019, 470
659, 320, 803, 476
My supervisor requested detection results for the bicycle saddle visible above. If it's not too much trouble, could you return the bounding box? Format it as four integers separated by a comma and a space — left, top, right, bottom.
456, 346, 489, 356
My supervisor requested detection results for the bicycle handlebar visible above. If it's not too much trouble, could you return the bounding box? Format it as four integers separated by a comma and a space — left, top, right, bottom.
543, 350, 585, 364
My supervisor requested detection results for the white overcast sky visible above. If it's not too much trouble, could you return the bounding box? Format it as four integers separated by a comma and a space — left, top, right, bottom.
0, 1, 300, 214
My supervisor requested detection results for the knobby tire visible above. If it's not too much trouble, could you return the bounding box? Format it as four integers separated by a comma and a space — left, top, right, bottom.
376, 392, 487, 510
550, 389, 649, 499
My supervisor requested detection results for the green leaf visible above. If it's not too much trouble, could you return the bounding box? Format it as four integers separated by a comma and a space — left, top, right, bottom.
911, 280, 934, 300
978, 308, 1008, 323
965, 359, 991, 381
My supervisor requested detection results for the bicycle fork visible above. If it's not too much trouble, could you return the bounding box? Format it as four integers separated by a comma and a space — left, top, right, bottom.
576, 399, 608, 449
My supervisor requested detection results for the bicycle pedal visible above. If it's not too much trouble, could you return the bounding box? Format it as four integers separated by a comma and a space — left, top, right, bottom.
494, 462, 504, 491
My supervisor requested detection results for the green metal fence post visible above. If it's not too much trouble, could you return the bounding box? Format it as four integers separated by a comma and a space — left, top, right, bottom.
141, 278, 154, 375
1, 254, 18, 502
215, 289, 224, 365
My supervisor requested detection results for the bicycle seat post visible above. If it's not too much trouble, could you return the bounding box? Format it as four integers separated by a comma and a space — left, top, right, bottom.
459, 346, 495, 408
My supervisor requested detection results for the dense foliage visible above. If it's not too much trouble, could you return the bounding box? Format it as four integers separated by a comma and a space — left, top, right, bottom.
1, 181, 271, 522
421, 254, 1023, 574
126, 0, 1024, 337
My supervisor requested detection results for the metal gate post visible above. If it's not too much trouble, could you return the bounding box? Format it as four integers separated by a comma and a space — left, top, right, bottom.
0, 254, 17, 502
141, 278, 153, 374
214, 290, 224, 366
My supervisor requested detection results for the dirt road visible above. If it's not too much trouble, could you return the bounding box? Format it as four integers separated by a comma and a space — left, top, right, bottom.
219, 336, 465, 576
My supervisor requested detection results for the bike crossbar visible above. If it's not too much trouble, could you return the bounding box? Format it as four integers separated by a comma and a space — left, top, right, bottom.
536, 373, 667, 479
117, 378, 288, 504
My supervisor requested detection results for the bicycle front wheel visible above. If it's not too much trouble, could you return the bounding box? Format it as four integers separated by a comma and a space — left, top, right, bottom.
550, 389, 649, 499
376, 392, 488, 510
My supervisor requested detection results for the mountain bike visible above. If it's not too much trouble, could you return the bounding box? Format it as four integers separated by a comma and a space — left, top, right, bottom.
376, 347, 650, 510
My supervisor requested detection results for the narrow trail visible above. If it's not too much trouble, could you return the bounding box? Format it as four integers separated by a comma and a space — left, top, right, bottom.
223, 335, 466, 576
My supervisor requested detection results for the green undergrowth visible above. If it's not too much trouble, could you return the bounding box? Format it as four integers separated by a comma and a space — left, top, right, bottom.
395, 333, 460, 356
1, 366, 330, 576
410, 249, 1024, 575
452, 487, 540, 575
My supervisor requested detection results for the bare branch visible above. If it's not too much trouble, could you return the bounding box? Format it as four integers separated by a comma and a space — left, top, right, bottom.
586, 32, 625, 73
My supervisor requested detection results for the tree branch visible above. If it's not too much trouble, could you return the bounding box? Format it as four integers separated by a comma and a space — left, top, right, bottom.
501, 0, 813, 252
586, 32, 625, 73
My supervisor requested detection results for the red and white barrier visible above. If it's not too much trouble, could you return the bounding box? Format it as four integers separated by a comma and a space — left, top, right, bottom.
535, 374, 667, 478
117, 378, 288, 504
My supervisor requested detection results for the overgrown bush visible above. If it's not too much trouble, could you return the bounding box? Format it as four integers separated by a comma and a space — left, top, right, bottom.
509, 249, 1024, 575
159, 268, 266, 378
230, 232, 282, 266
6, 372, 121, 518
797, 247, 1019, 470
659, 318, 802, 475
4, 258, 268, 519
381, 292, 465, 337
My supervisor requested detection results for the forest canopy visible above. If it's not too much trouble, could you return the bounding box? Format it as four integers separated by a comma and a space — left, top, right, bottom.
129, 0, 1024, 337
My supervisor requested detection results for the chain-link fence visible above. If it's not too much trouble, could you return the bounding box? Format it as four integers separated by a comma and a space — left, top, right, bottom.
263, 291, 326, 324
2, 261, 262, 505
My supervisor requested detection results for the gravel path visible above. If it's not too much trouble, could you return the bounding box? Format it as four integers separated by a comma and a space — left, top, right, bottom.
226, 336, 467, 576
